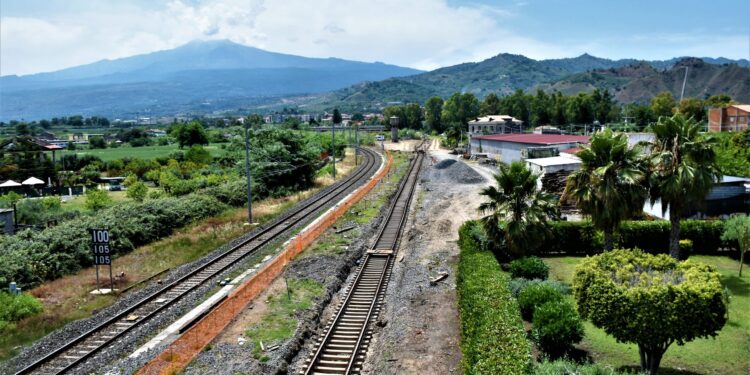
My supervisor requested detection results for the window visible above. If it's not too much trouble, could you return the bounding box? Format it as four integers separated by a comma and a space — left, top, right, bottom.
730, 116, 736, 123
739, 116, 746, 124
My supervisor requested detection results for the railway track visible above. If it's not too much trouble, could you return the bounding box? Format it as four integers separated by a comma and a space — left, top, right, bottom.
302, 146, 425, 375
15, 148, 383, 375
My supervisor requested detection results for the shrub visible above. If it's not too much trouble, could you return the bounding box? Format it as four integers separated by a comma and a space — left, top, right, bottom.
679, 239, 693, 256
510, 257, 549, 280
573, 249, 728, 375
84, 189, 112, 211
457, 221, 531, 374
509, 278, 570, 298
721, 214, 750, 276
126, 181, 148, 202
517, 283, 564, 321
532, 300, 584, 357
0, 292, 43, 324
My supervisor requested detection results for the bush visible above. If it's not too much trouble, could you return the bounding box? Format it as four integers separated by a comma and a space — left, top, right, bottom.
510, 257, 549, 280
84, 189, 112, 211
517, 283, 564, 321
457, 221, 532, 374
679, 239, 693, 255
509, 278, 570, 298
532, 300, 584, 357
126, 181, 148, 202
573, 249, 728, 375
0, 194, 228, 289
0, 292, 43, 324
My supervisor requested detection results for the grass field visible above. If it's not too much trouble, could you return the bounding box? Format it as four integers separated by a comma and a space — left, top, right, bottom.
58, 143, 229, 161
543, 255, 750, 375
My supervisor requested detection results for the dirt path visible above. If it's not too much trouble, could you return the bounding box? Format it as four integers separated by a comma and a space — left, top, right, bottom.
361, 149, 492, 374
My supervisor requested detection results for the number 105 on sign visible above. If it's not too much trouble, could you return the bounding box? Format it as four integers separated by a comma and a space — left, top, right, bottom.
93, 244, 111, 265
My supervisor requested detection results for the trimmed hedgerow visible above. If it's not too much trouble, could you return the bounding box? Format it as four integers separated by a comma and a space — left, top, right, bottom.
508, 278, 570, 298
458, 221, 532, 375
535, 358, 646, 375
509, 256, 549, 280
520, 220, 729, 256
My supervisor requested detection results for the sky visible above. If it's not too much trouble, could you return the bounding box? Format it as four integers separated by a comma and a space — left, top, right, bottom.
1, 0, 749, 76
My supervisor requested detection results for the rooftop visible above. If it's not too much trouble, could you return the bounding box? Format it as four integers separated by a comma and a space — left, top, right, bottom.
526, 156, 582, 167
731, 104, 750, 112
473, 133, 590, 145
468, 115, 522, 124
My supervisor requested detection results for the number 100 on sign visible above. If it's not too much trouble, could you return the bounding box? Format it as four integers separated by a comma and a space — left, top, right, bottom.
90, 229, 111, 265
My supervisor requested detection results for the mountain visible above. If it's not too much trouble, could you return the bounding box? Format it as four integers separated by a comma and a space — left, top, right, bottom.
0, 40, 422, 120
541, 58, 750, 103
301, 53, 750, 111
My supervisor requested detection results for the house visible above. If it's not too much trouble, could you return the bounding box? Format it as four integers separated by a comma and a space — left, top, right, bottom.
644, 176, 750, 219
708, 105, 750, 132
469, 133, 590, 163
468, 115, 523, 136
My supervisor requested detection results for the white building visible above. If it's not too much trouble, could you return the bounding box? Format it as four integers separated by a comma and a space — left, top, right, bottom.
470, 133, 590, 163
468, 115, 523, 136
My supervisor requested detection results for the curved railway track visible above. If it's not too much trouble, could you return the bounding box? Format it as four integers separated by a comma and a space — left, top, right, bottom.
302, 145, 425, 375
15, 147, 384, 375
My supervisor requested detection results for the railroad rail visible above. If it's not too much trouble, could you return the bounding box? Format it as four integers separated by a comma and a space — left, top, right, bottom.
302, 146, 425, 375
15, 148, 384, 375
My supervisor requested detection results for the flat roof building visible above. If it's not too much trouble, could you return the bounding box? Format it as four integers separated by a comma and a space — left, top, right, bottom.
708, 105, 750, 132
468, 115, 523, 137
470, 133, 590, 163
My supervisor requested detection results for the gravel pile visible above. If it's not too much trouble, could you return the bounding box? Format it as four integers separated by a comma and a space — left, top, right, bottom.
429, 158, 486, 184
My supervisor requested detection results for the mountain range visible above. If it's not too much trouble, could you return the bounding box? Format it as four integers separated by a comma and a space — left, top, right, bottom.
1, 39, 748, 120
0, 40, 421, 121
302, 54, 750, 112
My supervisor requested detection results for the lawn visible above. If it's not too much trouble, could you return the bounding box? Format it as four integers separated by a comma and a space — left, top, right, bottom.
543, 255, 750, 375
58, 143, 228, 161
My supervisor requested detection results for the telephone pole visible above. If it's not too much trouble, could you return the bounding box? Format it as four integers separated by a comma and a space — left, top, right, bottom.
244, 123, 253, 224
331, 120, 336, 180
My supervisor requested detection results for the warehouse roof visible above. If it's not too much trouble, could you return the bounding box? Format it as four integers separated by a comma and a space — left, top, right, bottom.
473, 133, 590, 145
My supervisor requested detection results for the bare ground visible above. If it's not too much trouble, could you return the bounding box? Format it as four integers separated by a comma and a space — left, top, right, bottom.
360, 149, 492, 374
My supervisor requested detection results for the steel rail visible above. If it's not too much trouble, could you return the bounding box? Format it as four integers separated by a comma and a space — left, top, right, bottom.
303, 144, 425, 375
15, 147, 382, 375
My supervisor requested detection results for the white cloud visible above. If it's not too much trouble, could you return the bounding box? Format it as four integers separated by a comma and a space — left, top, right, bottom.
0, 0, 567, 76
0, 0, 746, 76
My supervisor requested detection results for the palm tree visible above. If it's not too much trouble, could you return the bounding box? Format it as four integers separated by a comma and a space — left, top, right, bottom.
479, 161, 559, 257
564, 128, 648, 250
649, 113, 722, 259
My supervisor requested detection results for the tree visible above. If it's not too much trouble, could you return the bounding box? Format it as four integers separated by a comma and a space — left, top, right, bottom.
126, 181, 148, 202
650, 91, 676, 119
424, 96, 444, 133
172, 121, 209, 148
573, 249, 727, 375
403, 103, 423, 130
442, 92, 480, 126
478, 161, 559, 257
648, 113, 722, 259
332, 108, 342, 124
89, 136, 107, 149
480, 93, 500, 116
677, 97, 705, 123
185, 145, 212, 165
704, 94, 733, 108
84, 188, 112, 211
564, 128, 648, 250
721, 214, 750, 276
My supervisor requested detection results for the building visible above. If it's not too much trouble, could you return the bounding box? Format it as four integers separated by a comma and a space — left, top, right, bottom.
145, 129, 167, 137
526, 156, 582, 193
468, 115, 523, 136
644, 176, 750, 219
469, 133, 590, 163
708, 105, 750, 132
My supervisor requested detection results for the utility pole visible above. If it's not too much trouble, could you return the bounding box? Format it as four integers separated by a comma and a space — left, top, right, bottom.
331, 120, 336, 180
679, 66, 689, 103
244, 123, 253, 224
355, 124, 359, 166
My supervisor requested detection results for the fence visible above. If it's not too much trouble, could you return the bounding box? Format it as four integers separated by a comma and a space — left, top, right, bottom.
137, 150, 393, 375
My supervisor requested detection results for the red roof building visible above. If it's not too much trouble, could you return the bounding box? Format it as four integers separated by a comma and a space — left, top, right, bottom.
708, 105, 750, 132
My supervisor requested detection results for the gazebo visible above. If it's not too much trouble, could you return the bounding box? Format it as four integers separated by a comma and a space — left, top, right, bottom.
0, 180, 22, 188
21, 177, 45, 186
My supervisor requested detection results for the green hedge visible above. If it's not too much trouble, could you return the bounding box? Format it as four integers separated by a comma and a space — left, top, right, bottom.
0, 194, 228, 289
457, 221, 532, 375
533, 220, 730, 256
